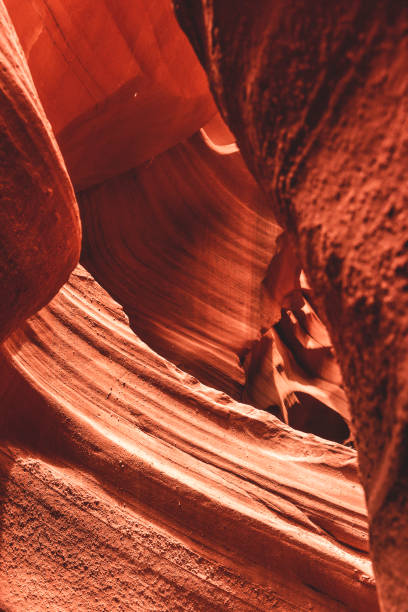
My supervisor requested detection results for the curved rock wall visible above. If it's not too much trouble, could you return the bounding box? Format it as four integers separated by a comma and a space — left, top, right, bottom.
173, 1, 408, 609
0, 0, 81, 343
79, 128, 279, 400
79, 124, 350, 443
0, 266, 376, 610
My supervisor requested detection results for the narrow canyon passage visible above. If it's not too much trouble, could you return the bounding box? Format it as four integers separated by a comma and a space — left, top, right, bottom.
0, 1, 406, 610
78, 117, 351, 445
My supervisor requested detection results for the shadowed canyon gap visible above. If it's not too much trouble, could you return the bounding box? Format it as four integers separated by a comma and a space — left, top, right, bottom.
0, 0, 406, 610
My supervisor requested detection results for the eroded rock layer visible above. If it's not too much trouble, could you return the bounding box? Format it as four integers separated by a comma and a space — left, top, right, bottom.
79, 122, 350, 443
0, 266, 376, 611
79, 126, 279, 400
2, 0, 406, 608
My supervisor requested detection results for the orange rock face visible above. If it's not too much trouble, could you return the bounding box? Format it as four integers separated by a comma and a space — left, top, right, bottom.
79, 128, 279, 400
0, 0, 405, 610
5, 0, 216, 188
79, 121, 350, 444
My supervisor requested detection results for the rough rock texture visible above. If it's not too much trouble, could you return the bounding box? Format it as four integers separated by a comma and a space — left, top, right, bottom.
5, 0, 216, 189
0, 0, 81, 343
173, 1, 408, 609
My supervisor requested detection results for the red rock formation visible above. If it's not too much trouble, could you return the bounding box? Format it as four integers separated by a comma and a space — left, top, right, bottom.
0, 0, 80, 343
5, 0, 216, 188
2, 0, 405, 608
173, 1, 408, 609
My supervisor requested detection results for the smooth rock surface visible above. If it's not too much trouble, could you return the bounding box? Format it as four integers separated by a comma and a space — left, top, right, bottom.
5, 0, 216, 188
1, 0, 402, 608
0, 0, 81, 343
79, 123, 350, 443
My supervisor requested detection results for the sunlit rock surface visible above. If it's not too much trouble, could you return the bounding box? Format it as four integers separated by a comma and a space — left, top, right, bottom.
79, 122, 350, 444
2, 0, 406, 609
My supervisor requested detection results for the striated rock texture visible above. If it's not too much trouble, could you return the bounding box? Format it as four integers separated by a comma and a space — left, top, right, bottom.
173, 1, 408, 609
5, 0, 216, 189
79, 127, 279, 401
79, 120, 350, 444
0, 266, 377, 611
0, 0, 81, 343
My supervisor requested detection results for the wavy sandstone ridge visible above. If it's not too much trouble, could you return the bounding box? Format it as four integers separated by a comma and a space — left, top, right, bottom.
0, 267, 376, 610
79, 120, 350, 444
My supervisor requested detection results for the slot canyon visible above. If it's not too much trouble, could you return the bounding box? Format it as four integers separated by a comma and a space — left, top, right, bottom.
0, 1, 406, 610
